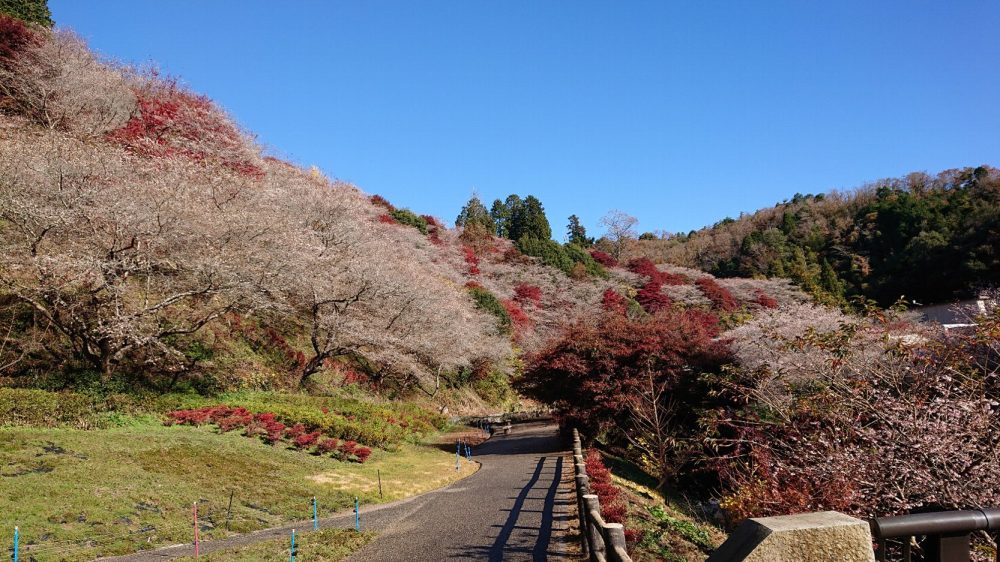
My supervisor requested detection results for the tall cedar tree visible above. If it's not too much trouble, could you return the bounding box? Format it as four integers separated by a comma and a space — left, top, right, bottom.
567, 214, 592, 246
455, 195, 495, 233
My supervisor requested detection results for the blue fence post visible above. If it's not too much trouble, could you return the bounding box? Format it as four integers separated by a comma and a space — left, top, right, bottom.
290, 529, 296, 562
455, 440, 460, 470
312, 496, 318, 530
13, 526, 18, 562
466, 442, 471, 460
354, 497, 360, 532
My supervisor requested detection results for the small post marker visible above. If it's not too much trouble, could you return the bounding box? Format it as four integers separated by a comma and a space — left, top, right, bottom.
354, 497, 360, 532
465, 442, 472, 460
193, 502, 199, 559
13, 526, 19, 562
312, 496, 318, 530
377, 469, 383, 499
290, 529, 296, 562
225, 490, 234, 532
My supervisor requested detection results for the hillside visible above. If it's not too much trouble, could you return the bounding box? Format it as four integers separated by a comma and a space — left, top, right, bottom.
631, 166, 1000, 307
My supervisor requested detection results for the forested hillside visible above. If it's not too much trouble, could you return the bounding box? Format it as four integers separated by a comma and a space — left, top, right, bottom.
635, 167, 1000, 307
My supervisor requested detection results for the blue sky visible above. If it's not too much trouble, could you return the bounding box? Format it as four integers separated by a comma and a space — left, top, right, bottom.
50, 1, 1000, 238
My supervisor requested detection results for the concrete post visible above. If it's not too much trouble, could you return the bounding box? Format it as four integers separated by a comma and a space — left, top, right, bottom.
583, 494, 605, 561
707, 511, 876, 562
605, 523, 629, 562
576, 474, 591, 558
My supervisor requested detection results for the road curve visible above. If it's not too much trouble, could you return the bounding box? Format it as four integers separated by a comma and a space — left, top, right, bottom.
346, 420, 575, 561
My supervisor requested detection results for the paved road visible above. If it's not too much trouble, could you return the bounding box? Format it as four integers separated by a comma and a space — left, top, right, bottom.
101, 421, 575, 561
346, 421, 574, 561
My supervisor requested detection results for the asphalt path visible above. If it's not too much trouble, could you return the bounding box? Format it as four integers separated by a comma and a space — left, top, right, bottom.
345, 420, 574, 561
100, 421, 575, 561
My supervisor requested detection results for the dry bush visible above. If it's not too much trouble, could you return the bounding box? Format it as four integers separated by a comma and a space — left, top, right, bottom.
0, 28, 135, 136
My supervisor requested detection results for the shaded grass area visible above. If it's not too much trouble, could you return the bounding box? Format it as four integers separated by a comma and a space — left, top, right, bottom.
598, 450, 726, 562
0, 421, 478, 561
173, 528, 375, 562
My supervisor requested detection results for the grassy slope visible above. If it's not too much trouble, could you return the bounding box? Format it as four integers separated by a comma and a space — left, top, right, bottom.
0, 420, 478, 561
599, 452, 727, 562
172, 528, 375, 562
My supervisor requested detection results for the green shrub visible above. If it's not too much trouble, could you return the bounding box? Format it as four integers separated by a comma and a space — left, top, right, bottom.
516, 238, 606, 277
390, 209, 428, 234
467, 286, 512, 335
0, 388, 98, 427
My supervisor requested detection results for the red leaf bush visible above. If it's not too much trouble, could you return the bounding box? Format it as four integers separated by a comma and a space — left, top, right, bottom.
636, 281, 671, 313
370, 194, 395, 211
0, 14, 38, 62
601, 288, 629, 315
463, 246, 481, 275
513, 283, 542, 305
585, 450, 632, 540
754, 289, 779, 309
627, 258, 687, 285
165, 406, 375, 462
589, 249, 618, 268
695, 277, 738, 312
107, 73, 262, 177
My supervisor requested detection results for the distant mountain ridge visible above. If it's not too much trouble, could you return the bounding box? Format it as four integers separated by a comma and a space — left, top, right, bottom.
633, 166, 1000, 307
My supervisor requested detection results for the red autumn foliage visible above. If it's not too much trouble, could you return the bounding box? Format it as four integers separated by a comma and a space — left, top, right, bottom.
463, 245, 480, 275
0, 14, 38, 62
585, 450, 630, 532
464, 280, 484, 290
636, 280, 671, 313
589, 249, 618, 268
317, 438, 340, 454
370, 194, 395, 211
519, 307, 729, 438
377, 213, 397, 225
355, 446, 372, 463
106, 76, 263, 178
293, 431, 321, 450
502, 299, 533, 340
284, 423, 306, 440
601, 288, 629, 315
626, 257, 687, 285
513, 283, 542, 305
754, 289, 779, 309
339, 439, 357, 456
695, 277, 738, 312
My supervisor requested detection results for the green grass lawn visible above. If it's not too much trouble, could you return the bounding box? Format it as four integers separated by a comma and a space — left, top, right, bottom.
173, 528, 375, 562
0, 420, 478, 561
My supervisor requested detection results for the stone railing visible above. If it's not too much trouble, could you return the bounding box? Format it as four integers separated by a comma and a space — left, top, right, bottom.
571, 428, 632, 562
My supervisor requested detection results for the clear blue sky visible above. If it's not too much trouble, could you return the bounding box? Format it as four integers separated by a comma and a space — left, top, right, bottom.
50, 1, 1000, 237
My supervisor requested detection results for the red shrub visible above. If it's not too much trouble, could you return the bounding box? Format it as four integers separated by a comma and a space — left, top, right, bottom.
0, 14, 38, 62
626, 257, 686, 285
502, 299, 533, 340
636, 281, 672, 313
370, 194, 395, 211
754, 289, 779, 309
106, 76, 263, 178
601, 288, 629, 315
378, 213, 397, 225
514, 283, 542, 305
585, 450, 629, 528
420, 214, 440, 228
464, 280, 484, 290
627, 257, 660, 280
463, 246, 480, 275
695, 277, 738, 312
354, 446, 372, 463
317, 438, 340, 454
589, 250, 618, 268
339, 440, 357, 456
284, 423, 307, 440
293, 431, 321, 450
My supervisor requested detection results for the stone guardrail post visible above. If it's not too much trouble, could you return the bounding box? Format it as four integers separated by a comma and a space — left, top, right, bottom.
707, 511, 875, 562
583, 494, 606, 561
573, 429, 632, 562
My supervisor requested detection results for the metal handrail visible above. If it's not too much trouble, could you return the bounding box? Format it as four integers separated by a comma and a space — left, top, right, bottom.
870, 508, 1000, 562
